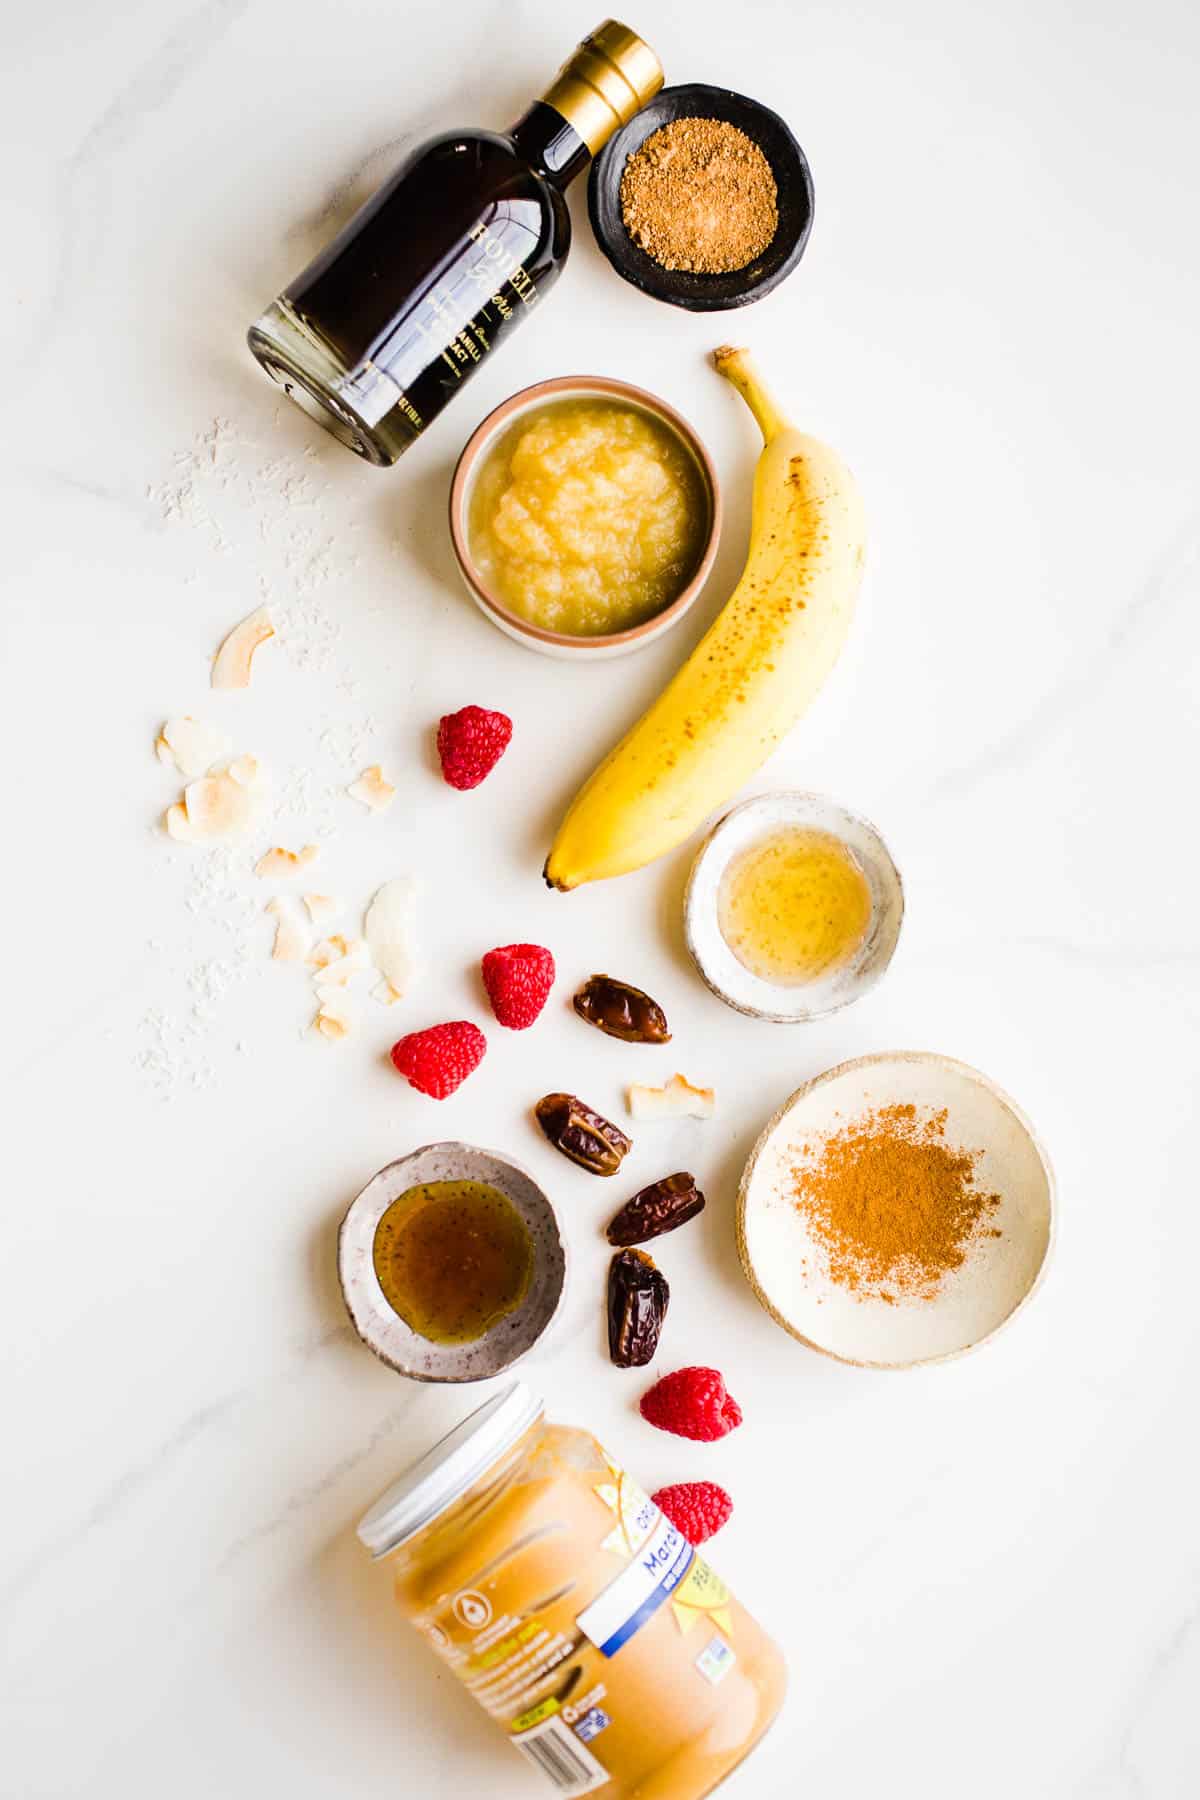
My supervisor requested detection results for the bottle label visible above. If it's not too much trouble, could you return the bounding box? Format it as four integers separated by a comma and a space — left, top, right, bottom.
366, 214, 542, 404
465, 218, 541, 306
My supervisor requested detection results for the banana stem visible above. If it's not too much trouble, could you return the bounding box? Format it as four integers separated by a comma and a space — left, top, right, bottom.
712, 345, 791, 444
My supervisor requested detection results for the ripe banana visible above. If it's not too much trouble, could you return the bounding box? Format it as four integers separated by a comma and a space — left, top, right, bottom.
544, 346, 867, 891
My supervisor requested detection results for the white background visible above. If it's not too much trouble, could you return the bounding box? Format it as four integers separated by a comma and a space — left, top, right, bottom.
4, 1, 1199, 1795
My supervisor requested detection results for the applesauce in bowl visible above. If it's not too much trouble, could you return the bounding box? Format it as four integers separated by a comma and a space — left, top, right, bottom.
450, 376, 720, 659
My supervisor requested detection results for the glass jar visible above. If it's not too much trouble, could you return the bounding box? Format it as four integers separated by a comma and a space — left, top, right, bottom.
357, 1383, 786, 1798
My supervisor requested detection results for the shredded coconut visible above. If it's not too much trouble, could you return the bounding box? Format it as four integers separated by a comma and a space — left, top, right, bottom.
140, 416, 399, 1095
148, 416, 364, 679
137, 1007, 215, 1101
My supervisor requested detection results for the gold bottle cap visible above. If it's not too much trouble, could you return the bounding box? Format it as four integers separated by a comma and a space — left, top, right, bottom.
542, 19, 664, 156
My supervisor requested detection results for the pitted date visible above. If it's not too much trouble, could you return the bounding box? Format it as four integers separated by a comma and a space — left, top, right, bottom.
535, 1092, 631, 1176
607, 1249, 669, 1367
573, 974, 671, 1045
606, 1172, 705, 1247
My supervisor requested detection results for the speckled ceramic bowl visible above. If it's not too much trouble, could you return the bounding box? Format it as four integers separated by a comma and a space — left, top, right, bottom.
338, 1144, 567, 1382
448, 375, 721, 660
684, 791, 904, 1022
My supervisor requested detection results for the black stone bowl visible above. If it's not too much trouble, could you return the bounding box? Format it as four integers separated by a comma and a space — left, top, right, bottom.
587, 83, 814, 313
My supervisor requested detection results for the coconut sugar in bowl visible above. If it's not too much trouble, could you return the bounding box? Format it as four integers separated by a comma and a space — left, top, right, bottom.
588, 83, 814, 311
737, 1053, 1055, 1368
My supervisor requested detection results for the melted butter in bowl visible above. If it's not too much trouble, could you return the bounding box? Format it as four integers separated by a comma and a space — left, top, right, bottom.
718, 826, 873, 986
685, 792, 905, 1023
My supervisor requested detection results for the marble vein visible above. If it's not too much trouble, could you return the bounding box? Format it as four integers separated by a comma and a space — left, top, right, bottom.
1110, 1590, 1200, 1796
1, 1324, 353, 1609
906, 934, 1200, 975
215, 1398, 418, 1572
41, 0, 251, 350
282, 133, 414, 247
0, 1391, 241, 1609
931, 514, 1200, 798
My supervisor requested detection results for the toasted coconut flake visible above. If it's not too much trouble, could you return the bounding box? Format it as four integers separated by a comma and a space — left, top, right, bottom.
187, 775, 247, 827
266, 896, 311, 963
364, 877, 418, 998
309, 934, 349, 969
165, 802, 193, 841
303, 893, 341, 926
164, 759, 262, 842
254, 844, 319, 879
628, 1072, 716, 1122
211, 606, 274, 690
314, 993, 353, 1042
347, 765, 395, 811
157, 716, 232, 778
227, 753, 261, 788
312, 938, 369, 989
373, 978, 403, 1006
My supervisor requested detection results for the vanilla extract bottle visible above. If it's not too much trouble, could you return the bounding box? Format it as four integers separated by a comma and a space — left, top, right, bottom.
247, 21, 662, 466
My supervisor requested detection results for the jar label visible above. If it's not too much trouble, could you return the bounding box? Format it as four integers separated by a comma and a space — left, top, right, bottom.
577, 1498, 695, 1658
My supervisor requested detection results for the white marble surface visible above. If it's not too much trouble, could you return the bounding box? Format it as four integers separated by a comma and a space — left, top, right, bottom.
4, 2, 1200, 1795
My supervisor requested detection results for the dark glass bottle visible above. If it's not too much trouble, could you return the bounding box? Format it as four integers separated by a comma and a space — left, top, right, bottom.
247, 21, 662, 466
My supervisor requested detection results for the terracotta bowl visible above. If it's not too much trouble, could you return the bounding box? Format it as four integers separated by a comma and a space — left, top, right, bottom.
448, 375, 721, 660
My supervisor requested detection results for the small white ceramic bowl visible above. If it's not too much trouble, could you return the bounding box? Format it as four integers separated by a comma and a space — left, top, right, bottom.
737, 1052, 1055, 1368
448, 375, 721, 660
684, 791, 904, 1022
338, 1143, 567, 1383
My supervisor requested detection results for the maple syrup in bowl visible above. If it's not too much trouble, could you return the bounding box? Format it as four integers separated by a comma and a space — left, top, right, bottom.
339, 1144, 566, 1381
372, 1179, 534, 1345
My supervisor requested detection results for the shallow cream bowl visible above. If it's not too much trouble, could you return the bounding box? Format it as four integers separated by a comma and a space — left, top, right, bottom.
737, 1052, 1056, 1369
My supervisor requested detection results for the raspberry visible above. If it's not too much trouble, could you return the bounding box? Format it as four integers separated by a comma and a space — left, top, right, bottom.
639, 1367, 743, 1442
651, 1482, 733, 1546
390, 1021, 486, 1099
482, 943, 555, 1030
437, 706, 513, 790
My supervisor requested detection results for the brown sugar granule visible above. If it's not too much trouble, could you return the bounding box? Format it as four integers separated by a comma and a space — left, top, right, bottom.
789, 1104, 1001, 1300
620, 117, 779, 274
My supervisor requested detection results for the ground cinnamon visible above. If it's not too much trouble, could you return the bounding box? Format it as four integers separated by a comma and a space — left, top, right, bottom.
619, 117, 778, 274
790, 1104, 1000, 1301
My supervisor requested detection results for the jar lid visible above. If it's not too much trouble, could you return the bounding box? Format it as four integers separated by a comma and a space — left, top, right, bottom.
357, 1382, 544, 1559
